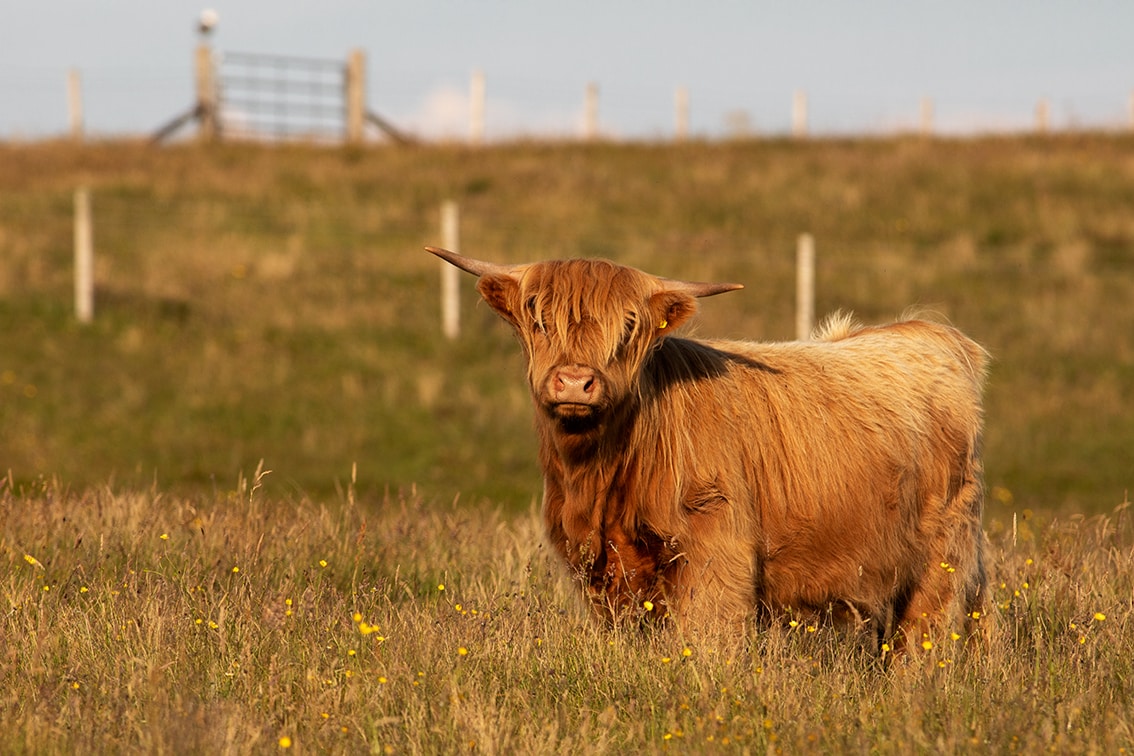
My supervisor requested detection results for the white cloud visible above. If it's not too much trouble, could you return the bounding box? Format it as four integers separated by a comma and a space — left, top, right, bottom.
401, 85, 469, 141
398, 84, 591, 143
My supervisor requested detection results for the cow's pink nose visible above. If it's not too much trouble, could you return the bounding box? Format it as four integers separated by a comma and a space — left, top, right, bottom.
551, 366, 600, 404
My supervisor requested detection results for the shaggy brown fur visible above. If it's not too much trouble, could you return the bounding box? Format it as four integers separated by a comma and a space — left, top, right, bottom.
429, 248, 989, 649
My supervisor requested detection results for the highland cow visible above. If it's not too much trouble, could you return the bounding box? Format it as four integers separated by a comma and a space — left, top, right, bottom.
428, 246, 988, 649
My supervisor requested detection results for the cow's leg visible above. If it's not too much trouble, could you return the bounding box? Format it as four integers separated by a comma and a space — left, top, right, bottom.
897, 473, 986, 650
662, 541, 757, 635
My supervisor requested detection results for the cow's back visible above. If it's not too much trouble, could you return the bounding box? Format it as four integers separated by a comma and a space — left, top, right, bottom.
656, 318, 987, 634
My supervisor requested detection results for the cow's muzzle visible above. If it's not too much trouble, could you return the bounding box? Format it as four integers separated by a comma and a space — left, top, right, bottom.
547, 365, 603, 414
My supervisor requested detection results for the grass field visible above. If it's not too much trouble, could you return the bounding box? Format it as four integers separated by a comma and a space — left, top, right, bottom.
1, 136, 1133, 513
2, 136, 1134, 751
3, 482, 1133, 753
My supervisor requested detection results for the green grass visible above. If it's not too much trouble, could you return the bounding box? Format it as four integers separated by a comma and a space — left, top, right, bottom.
1, 136, 1133, 513
3, 135, 1133, 752
3, 482, 1132, 753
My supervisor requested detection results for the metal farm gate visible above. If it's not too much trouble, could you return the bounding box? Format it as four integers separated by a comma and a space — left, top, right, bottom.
218, 51, 346, 142
152, 45, 411, 145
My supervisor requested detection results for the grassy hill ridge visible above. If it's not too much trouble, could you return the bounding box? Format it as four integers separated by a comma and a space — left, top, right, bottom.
1, 136, 1132, 512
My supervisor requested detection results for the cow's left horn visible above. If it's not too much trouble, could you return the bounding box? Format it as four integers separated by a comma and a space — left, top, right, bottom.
425, 246, 511, 278
661, 278, 745, 298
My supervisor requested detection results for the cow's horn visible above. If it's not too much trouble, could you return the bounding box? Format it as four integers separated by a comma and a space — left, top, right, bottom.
661, 278, 745, 298
425, 246, 511, 278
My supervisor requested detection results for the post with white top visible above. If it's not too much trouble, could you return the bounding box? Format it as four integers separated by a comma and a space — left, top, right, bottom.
440, 201, 461, 340
796, 233, 815, 341
195, 43, 218, 142
74, 187, 94, 324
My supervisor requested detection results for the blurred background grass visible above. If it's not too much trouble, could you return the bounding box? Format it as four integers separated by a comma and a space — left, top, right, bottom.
1, 137, 1131, 514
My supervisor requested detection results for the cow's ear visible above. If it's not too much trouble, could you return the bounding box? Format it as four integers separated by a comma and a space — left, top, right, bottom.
476, 273, 521, 325
648, 290, 698, 335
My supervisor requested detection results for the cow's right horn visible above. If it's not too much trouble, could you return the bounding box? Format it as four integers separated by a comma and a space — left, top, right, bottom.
425, 246, 511, 278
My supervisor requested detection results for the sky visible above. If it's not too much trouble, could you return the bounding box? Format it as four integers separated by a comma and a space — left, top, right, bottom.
2, 2, 1132, 142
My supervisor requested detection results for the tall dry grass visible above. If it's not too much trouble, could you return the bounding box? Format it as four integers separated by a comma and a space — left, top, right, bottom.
3, 478, 1132, 753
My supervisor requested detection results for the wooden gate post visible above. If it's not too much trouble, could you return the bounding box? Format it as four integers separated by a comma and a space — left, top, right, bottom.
345, 49, 366, 145
195, 44, 219, 142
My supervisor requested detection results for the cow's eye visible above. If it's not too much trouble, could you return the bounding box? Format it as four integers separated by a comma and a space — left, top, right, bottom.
525, 297, 546, 334
621, 313, 638, 344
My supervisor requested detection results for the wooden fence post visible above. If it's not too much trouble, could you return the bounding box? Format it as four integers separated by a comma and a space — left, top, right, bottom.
675, 86, 689, 142
583, 82, 599, 140
792, 90, 808, 138
195, 43, 218, 142
919, 97, 934, 137
440, 201, 461, 340
67, 69, 84, 142
470, 70, 486, 145
796, 233, 815, 341
345, 49, 366, 145
1035, 98, 1050, 134
74, 187, 94, 324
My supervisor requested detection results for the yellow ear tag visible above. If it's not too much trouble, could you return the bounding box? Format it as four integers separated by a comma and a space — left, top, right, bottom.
658, 319, 668, 330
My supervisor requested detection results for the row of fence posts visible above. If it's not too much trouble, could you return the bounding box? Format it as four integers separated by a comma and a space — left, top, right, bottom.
434, 202, 817, 342
61, 63, 1134, 143
67, 192, 815, 340
461, 71, 1134, 142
